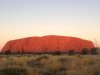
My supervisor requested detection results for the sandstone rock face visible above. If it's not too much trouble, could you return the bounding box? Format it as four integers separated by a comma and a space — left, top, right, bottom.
1, 35, 94, 53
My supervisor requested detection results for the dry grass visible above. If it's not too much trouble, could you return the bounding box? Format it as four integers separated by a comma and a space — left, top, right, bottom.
0, 54, 100, 75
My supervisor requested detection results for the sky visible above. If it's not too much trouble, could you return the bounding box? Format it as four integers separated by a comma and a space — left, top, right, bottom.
0, 0, 100, 50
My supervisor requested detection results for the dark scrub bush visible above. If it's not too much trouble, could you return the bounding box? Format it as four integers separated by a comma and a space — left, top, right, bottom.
0, 67, 28, 75
81, 48, 89, 55
68, 50, 76, 55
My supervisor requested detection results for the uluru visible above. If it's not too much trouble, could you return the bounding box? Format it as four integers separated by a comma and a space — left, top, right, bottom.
1, 35, 94, 53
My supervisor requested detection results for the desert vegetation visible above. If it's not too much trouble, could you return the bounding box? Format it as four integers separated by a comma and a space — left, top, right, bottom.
2, 47, 100, 55
0, 47, 100, 75
0, 67, 28, 75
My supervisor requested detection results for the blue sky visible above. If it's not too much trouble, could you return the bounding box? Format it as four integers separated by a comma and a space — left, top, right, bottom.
0, 0, 100, 49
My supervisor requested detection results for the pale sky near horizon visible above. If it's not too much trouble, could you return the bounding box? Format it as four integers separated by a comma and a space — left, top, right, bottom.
0, 0, 100, 50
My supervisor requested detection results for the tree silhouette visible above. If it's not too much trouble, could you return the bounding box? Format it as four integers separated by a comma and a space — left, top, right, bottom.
68, 50, 75, 55
5, 50, 11, 55
81, 48, 89, 55
91, 48, 98, 55
55, 51, 61, 55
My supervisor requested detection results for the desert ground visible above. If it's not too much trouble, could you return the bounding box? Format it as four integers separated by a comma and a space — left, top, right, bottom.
0, 54, 100, 75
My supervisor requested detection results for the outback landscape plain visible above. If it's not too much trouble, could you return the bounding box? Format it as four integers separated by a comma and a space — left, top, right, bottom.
0, 50, 100, 75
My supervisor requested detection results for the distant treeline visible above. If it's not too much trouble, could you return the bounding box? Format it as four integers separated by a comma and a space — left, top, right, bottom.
0, 47, 100, 55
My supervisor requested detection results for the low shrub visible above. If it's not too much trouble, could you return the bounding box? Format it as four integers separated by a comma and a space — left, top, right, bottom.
27, 60, 43, 68
0, 67, 28, 75
58, 58, 68, 65
81, 48, 89, 55
36, 55, 49, 61
91, 48, 98, 55
68, 50, 76, 55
